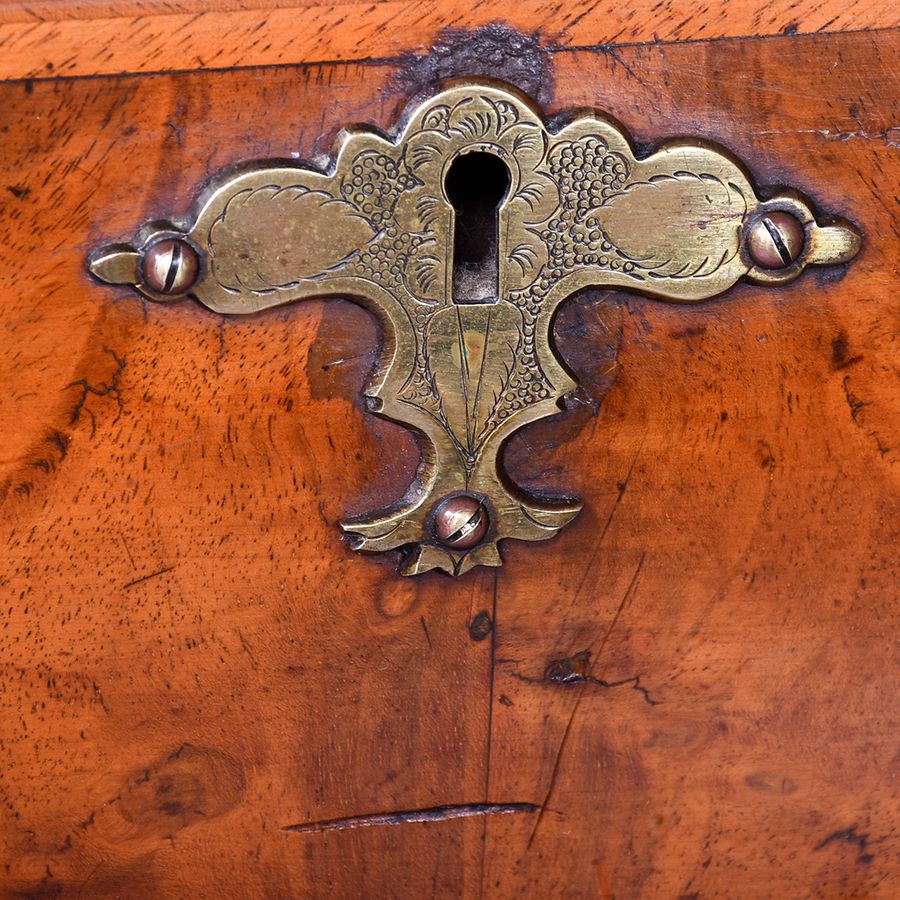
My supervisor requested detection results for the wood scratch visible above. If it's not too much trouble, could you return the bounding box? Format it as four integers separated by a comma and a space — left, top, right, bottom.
119, 532, 136, 571
527, 552, 646, 850
283, 802, 537, 833
568, 435, 645, 612
419, 615, 432, 649
122, 565, 175, 590
321, 351, 370, 370
238, 630, 259, 671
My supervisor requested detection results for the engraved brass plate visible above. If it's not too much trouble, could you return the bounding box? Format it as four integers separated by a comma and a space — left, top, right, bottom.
89, 82, 860, 576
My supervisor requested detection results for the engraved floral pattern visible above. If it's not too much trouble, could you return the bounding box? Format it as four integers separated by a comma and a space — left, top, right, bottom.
91, 83, 862, 575
204, 89, 754, 506
145, 83, 773, 573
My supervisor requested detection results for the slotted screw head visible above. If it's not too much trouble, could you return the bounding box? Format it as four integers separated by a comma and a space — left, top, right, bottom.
433, 495, 489, 550
747, 212, 805, 269
142, 239, 199, 295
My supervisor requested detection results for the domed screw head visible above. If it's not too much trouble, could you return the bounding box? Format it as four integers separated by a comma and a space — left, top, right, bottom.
747, 212, 805, 269
142, 238, 199, 295
433, 495, 489, 550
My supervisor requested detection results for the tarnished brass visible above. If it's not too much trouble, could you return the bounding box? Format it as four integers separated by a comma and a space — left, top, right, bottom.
89, 81, 861, 576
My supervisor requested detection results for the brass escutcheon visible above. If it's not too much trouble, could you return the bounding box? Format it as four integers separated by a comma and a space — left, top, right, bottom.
89, 81, 861, 576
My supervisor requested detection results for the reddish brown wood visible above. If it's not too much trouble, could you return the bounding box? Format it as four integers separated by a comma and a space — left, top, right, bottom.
0, 22, 898, 899
0, 0, 896, 80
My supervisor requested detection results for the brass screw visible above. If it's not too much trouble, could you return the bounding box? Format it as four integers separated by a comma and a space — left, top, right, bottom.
747, 212, 805, 269
142, 239, 199, 295
433, 495, 489, 550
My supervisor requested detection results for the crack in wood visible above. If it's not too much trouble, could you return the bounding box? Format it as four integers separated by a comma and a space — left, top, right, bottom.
527, 552, 646, 850
282, 802, 538, 834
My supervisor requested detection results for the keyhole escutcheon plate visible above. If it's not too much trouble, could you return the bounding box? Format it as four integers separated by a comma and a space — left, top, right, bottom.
89, 81, 861, 576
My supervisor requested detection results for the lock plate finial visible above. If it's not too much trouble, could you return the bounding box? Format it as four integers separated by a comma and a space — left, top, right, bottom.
89, 82, 860, 576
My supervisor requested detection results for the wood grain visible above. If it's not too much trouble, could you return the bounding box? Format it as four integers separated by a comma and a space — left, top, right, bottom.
0, 0, 898, 80
1, 23, 899, 899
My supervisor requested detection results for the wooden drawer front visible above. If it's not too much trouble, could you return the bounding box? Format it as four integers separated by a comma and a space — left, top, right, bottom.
1, 18, 898, 899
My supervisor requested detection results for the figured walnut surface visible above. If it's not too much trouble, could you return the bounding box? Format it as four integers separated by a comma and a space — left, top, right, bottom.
0, 22, 899, 900
0, 0, 898, 80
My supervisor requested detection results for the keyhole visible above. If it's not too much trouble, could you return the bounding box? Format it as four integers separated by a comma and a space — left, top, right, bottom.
445, 152, 511, 304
